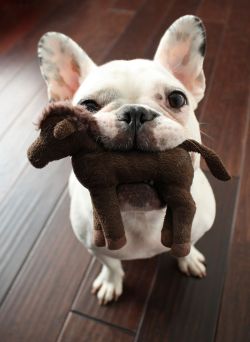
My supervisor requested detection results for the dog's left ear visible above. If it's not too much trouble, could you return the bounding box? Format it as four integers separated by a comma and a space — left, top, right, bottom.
154, 15, 206, 103
38, 32, 96, 101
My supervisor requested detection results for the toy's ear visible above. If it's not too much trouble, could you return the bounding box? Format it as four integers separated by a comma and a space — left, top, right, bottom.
53, 119, 77, 140
154, 15, 206, 103
38, 32, 96, 101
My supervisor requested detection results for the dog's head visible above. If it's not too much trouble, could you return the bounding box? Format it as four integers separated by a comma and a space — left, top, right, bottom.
38, 15, 206, 209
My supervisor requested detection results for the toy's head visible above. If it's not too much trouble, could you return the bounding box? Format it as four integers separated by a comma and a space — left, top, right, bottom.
27, 103, 97, 168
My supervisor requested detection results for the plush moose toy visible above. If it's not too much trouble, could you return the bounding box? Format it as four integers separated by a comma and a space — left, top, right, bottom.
27, 102, 230, 257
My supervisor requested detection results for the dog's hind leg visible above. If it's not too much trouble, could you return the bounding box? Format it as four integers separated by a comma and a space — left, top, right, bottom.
91, 254, 124, 305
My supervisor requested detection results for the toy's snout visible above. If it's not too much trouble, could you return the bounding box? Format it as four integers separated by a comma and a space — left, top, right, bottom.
27, 117, 81, 169
27, 139, 49, 168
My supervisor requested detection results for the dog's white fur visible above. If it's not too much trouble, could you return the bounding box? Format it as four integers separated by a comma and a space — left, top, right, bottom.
38, 15, 215, 304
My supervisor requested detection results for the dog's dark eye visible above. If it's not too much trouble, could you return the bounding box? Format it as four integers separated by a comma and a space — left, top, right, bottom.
168, 91, 187, 109
78, 99, 101, 112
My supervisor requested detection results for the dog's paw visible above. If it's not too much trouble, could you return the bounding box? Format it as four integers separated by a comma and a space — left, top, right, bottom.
177, 245, 206, 278
91, 266, 124, 305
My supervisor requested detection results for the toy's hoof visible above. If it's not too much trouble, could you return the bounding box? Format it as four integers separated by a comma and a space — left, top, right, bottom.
171, 242, 191, 257
161, 230, 173, 248
93, 230, 106, 247
106, 236, 127, 250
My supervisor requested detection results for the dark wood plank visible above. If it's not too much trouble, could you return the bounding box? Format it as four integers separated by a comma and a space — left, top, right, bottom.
136, 174, 238, 342
104, 0, 177, 60
195, 21, 225, 120
0, 0, 132, 137
58, 312, 134, 342
0, 192, 92, 342
72, 257, 158, 332
0, 160, 71, 303
0, 0, 73, 76
197, 0, 232, 23
199, 0, 250, 176
112, 0, 144, 11
216, 123, 250, 342
0, 0, 65, 54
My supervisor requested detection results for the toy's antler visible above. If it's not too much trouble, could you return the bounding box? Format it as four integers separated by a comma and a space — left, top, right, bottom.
180, 139, 231, 181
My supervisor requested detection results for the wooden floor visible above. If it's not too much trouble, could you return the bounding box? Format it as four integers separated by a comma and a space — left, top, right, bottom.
0, 0, 249, 341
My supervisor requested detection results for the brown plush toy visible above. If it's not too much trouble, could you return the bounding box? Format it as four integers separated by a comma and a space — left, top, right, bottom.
27, 102, 230, 257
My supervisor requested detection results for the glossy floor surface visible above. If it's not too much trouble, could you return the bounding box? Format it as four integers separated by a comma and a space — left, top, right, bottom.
0, 0, 249, 341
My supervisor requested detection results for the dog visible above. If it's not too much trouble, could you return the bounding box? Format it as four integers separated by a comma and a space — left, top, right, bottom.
38, 15, 215, 305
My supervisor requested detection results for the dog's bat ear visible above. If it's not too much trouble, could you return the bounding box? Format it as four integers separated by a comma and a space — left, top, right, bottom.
53, 118, 76, 140
38, 32, 96, 101
181, 140, 231, 181
154, 16, 206, 103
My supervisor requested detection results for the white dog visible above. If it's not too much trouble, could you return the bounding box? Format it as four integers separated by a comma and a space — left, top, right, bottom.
38, 15, 215, 304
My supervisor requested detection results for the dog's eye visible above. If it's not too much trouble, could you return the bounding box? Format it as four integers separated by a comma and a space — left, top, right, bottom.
78, 99, 101, 113
168, 91, 187, 109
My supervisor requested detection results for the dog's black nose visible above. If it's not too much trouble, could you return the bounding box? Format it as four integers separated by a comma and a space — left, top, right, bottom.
117, 106, 158, 129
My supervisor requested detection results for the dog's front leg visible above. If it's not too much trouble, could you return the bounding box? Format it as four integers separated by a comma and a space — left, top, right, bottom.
91, 254, 125, 305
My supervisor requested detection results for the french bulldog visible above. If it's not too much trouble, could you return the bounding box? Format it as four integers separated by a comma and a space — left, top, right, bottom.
38, 15, 215, 305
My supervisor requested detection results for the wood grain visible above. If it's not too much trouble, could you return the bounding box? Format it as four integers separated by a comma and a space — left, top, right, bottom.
112, 0, 144, 11
104, 0, 177, 60
0, 192, 92, 342
136, 175, 239, 342
215, 121, 250, 342
0, 0, 76, 80
0, 160, 71, 303
58, 312, 134, 342
199, 0, 250, 176
0, 0, 65, 55
197, 0, 232, 23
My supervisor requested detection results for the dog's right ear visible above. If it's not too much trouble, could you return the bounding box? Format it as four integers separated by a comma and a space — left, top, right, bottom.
38, 32, 96, 101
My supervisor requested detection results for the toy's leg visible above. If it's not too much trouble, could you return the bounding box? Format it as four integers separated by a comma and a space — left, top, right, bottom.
161, 207, 173, 247
93, 206, 106, 247
90, 187, 126, 250
160, 185, 196, 257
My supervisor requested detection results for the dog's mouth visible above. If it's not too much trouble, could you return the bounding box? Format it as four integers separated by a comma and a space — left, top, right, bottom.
117, 181, 166, 211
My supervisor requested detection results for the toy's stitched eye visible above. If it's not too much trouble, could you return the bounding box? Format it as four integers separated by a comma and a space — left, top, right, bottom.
78, 99, 101, 112
168, 91, 187, 109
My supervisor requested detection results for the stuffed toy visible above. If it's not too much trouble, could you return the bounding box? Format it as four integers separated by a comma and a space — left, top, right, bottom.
27, 102, 230, 257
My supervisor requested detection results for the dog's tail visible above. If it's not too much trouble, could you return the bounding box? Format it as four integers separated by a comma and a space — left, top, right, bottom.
179, 139, 231, 181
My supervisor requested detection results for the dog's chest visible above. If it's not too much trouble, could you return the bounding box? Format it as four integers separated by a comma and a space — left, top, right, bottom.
101, 208, 169, 260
